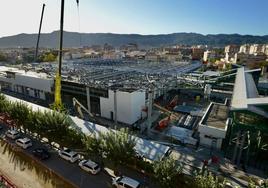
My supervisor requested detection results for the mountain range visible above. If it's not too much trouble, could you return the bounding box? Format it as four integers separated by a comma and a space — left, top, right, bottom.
0, 31, 268, 48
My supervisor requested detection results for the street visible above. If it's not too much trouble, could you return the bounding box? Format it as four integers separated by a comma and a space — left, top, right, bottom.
0, 123, 157, 188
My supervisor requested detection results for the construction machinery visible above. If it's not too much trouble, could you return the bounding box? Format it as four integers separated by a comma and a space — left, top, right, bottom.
73, 97, 95, 121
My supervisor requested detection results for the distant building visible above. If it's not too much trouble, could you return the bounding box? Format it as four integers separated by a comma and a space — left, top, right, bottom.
145, 52, 159, 62
120, 43, 138, 52
234, 52, 267, 68
192, 48, 205, 60
225, 45, 240, 61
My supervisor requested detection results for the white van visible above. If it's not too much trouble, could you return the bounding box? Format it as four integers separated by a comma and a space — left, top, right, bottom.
6, 129, 20, 139
112, 176, 141, 188
79, 159, 101, 174
15, 137, 32, 149
58, 148, 79, 163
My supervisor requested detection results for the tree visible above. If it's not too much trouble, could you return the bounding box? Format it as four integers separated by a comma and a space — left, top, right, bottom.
43, 53, 57, 62
0, 53, 7, 61
193, 171, 224, 188
153, 157, 182, 188
101, 128, 136, 167
83, 133, 103, 162
9, 102, 31, 130
0, 94, 10, 113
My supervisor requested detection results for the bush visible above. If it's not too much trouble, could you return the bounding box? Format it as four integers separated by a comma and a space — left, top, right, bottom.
153, 157, 182, 188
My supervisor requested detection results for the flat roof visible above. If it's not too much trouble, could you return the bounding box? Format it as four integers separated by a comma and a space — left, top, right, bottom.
206, 103, 228, 130
0, 66, 50, 80
231, 67, 268, 111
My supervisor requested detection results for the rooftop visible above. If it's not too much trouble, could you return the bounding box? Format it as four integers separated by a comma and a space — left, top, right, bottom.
231, 67, 268, 118
206, 103, 228, 130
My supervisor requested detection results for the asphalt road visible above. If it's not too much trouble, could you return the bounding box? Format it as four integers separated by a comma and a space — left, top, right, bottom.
0, 124, 112, 188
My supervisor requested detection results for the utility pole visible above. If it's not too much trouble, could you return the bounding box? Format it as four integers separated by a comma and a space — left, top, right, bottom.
34, 3, 45, 62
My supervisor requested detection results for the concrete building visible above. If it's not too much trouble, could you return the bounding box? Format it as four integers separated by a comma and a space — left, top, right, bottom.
100, 89, 145, 125
0, 66, 53, 100
198, 101, 229, 149
239, 44, 251, 54
192, 48, 205, 60
234, 52, 267, 68
203, 50, 217, 62
225, 67, 268, 168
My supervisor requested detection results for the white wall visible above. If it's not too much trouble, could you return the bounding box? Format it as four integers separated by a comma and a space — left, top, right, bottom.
15, 74, 53, 92
198, 125, 227, 149
100, 90, 145, 125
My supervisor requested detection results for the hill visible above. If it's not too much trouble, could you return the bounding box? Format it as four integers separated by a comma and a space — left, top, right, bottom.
0, 31, 267, 48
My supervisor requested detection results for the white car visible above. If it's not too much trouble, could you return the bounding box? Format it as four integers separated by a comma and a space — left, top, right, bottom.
112, 176, 141, 188
79, 159, 101, 175
58, 148, 79, 163
15, 137, 32, 149
5, 129, 20, 139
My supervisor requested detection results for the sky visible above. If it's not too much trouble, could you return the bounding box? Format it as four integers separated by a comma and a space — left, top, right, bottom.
0, 0, 267, 37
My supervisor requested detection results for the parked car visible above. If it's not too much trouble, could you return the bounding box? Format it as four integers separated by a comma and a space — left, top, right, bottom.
58, 148, 79, 163
5, 129, 20, 139
78, 159, 101, 175
15, 137, 32, 149
32, 148, 50, 160
112, 176, 141, 188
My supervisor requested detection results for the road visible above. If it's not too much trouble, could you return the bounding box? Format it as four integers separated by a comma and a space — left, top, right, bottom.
0, 123, 156, 188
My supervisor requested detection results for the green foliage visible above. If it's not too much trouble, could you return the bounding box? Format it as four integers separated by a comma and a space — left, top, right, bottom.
153, 157, 182, 188
83, 128, 136, 167
0, 94, 10, 113
193, 171, 224, 188
101, 128, 136, 166
83, 133, 103, 160
0, 94, 84, 149
0, 53, 7, 61
9, 102, 31, 127
42, 53, 57, 62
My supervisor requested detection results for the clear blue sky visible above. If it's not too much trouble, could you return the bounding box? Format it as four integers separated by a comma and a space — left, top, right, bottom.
0, 0, 267, 37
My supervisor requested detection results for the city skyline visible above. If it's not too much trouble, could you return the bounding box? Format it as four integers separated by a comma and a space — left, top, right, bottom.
0, 0, 268, 37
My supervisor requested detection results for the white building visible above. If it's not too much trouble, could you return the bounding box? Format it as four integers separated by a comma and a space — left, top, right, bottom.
99, 89, 146, 125
198, 102, 229, 149
0, 66, 53, 100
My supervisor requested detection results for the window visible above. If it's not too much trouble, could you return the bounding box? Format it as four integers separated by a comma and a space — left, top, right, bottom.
25, 141, 30, 145
72, 153, 78, 158
124, 184, 132, 188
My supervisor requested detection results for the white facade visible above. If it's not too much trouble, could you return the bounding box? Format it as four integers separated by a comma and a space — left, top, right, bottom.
198, 103, 229, 149
0, 66, 53, 100
100, 89, 146, 125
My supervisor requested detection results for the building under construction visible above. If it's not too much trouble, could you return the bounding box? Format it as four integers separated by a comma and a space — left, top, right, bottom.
224, 67, 268, 170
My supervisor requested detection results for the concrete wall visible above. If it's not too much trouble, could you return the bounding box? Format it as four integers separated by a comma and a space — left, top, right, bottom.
100, 90, 145, 125
0, 72, 53, 100
198, 125, 227, 149
15, 74, 53, 92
